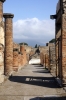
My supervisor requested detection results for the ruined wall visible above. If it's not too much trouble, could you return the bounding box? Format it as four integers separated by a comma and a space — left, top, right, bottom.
29, 50, 35, 57
62, 0, 66, 84
40, 52, 44, 65
0, 44, 4, 83
55, 0, 66, 84
0, 22, 4, 45
39, 46, 49, 54
46, 43, 55, 47
18, 52, 21, 70
24, 45, 32, 61
39, 46, 49, 68
24, 45, 32, 54
20, 45, 27, 66
13, 49, 18, 72
49, 46, 56, 75
0, 1, 5, 45
0, 0, 5, 83
13, 43, 20, 52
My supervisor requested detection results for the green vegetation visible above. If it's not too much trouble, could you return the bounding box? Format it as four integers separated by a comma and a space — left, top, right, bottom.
19, 42, 28, 46
49, 38, 55, 43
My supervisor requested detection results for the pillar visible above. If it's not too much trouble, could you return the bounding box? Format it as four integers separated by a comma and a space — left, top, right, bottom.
3, 13, 14, 76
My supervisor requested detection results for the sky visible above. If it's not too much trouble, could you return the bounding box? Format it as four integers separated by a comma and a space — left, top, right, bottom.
3, 0, 58, 47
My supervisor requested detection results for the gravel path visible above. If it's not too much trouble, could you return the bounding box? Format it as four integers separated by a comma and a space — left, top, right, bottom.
0, 64, 66, 100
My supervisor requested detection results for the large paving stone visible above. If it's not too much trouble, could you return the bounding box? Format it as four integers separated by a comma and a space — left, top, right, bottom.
0, 64, 65, 99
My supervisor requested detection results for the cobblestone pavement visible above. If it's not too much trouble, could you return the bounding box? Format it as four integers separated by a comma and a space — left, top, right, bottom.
0, 64, 66, 100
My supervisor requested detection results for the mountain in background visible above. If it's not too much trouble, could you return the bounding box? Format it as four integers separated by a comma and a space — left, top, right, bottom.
13, 38, 45, 47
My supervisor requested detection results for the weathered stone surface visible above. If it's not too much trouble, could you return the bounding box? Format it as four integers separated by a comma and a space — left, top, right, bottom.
0, 26, 4, 45
18, 52, 22, 70
0, 1, 5, 45
13, 49, 18, 72
0, 44, 4, 74
13, 43, 20, 52
46, 43, 55, 47
20, 45, 27, 66
0, 0, 5, 83
24, 45, 32, 54
40, 52, 44, 66
55, 0, 66, 84
40, 46, 49, 67
62, 14, 66, 84
0, 44, 4, 83
3, 13, 14, 76
49, 45, 56, 75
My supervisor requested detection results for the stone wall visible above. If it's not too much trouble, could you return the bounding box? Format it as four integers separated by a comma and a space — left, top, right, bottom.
0, 0, 5, 83
55, 0, 66, 84
20, 45, 27, 66
24, 45, 32, 54
0, 44, 4, 83
39, 44, 56, 72
46, 43, 55, 47
40, 46, 49, 68
24, 45, 32, 61
13, 43, 20, 52
13, 49, 18, 72
0, 22, 4, 45
18, 52, 22, 70
40, 52, 44, 66
0, 1, 5, 45
49, 45, 56, 76
62, 1, 66, 83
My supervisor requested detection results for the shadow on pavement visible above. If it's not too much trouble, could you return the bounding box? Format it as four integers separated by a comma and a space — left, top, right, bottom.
33, 65, 50, 73
29, 96, 66, 100
33, 70, 50, 73
9, 76, 60, 88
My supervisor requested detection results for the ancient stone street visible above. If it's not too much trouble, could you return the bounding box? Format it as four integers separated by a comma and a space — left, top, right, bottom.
0, 64, 65, 100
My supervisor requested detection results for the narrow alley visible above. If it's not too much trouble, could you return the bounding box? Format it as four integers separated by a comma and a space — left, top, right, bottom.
0, 64, 65, 100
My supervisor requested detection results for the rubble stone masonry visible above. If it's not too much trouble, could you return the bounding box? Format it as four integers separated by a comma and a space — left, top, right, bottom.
55, 0, 66, 84
49, 46, 56, 72
0, 0, 5, 83
3, 13, 14, 76
62, 14, 66, 83
0, 0, 5, 45
20, 45, 27, 66
13, 43, 20, 52
18, 52, 22, 70
13, 49, 18, 72
0, 44, 4, 83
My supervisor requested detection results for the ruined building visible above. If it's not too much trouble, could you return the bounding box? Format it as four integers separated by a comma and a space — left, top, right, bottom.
40, 43, 55, 73
0, 0, 30, 83
50, 0, 66, 85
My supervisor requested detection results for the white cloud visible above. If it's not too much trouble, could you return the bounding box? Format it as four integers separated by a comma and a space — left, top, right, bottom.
13, 18, 55, 44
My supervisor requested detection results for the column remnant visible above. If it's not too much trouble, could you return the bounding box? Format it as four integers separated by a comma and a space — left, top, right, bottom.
3, 13, 14, 76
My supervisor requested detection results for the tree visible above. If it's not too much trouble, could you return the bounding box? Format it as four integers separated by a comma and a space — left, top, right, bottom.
35, 44, 38, 48
49, 38, 55, 43
19, 42, 28, 46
